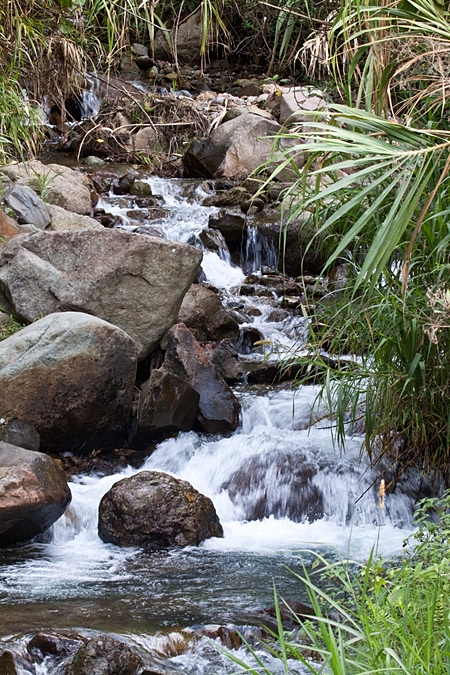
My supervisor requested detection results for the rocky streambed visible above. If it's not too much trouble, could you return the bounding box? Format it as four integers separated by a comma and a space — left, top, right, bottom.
0, 84, 429, 673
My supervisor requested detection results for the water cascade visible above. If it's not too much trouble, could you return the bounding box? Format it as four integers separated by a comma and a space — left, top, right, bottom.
0, 175, 423, 672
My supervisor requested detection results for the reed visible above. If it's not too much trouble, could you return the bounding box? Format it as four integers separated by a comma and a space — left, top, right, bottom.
225, 492, 450, 675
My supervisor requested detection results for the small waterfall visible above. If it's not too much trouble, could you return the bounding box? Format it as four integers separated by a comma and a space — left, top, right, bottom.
0, 175, 424, 651
79, 87, 101, 119
241, 226, 277, 273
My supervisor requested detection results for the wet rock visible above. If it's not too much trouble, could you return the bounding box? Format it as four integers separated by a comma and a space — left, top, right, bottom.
67, 634, 143, 675
203, 187, 250, 207
2, 161, 92, 215
90, 169, 120, 193
268, 308, 289, 322
28, 633, 84, 660
162, 323, 241, 434
199, 228, 229, 254
130, 367, 200, 445
3, 185, 51, 229
130, 180, 152, 198
251, 210, 326, 277
223, 453, 323, 522
98, 471, 223, 549
281, 296, 302, 309
0, 442, 71, 547
0, 229, 202, 359
48, 204, 102, 231
259, 600, 316, 630
121, 54, 142, 79
205, 339, 243, 384
0, 419, 40, 452
135, 226, 164, 238
178, 284, 240, 343
195, 625, 241, 649
0, 650, 18, 675
208, 210, 245, 242
228, 309, 250, 324
238, 327, 264, 354
241, 197, 265, 214
239, 284, 254, 296
183, 114, 283, 180
0, 312, 137, 454
246, 306, 262, 317
146, 207, 169, 221
113, 170, 138, 195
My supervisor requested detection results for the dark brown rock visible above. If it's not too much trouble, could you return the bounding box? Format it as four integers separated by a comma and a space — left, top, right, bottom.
205, 339, 243, 384
90, 169, 120, 193
178, 285, 240, 343
130, 367, 200, 445
195, 625, 241, 649
268, 309, 289, 322
0, 650, 18, 675
28, 633, 83, 660
208, 211, 245, 242
203, 187, 250, 208
241, 198, 264, 214
0, 442, 71, 547
98, 471, 223, 549
162, 323, 241, 434
67, 635, 143, 675
113, 170, 138, 195
199, 228, 229, 254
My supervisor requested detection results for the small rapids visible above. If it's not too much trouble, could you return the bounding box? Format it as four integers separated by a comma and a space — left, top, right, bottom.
0, 174, 422, 672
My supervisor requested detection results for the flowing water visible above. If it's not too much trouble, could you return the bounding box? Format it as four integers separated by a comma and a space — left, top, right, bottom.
0, 176, 424, 671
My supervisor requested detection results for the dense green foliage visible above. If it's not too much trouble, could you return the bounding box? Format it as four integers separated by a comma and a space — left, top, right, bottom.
270, 0, 450, 474
227, 492, 450, 674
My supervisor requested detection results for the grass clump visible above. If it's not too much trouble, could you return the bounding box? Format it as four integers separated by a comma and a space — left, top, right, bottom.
0, 315, 25, 341
228, 492, 450, 675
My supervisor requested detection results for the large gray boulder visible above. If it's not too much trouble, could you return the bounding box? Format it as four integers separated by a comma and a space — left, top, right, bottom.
0, 229, 202, 358
162, 323, 241, 434
3, 185, 51, 229
183, 114, 283, 180
0, 160, 92, 215
130, 366, 200, 446
0, 442, 71, 547
98, 471, 223, 549
0, 312, 137, 453
178, 284, 240, 343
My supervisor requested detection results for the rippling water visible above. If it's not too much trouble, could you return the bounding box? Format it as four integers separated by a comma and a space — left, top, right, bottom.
0, 175, 419, 673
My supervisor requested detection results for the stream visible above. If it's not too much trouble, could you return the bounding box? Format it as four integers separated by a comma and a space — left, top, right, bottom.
0, 174, 421, 672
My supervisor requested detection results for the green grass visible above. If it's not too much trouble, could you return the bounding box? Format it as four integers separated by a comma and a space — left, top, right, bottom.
0, 314, 25, 341
226, 492, 450, 675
